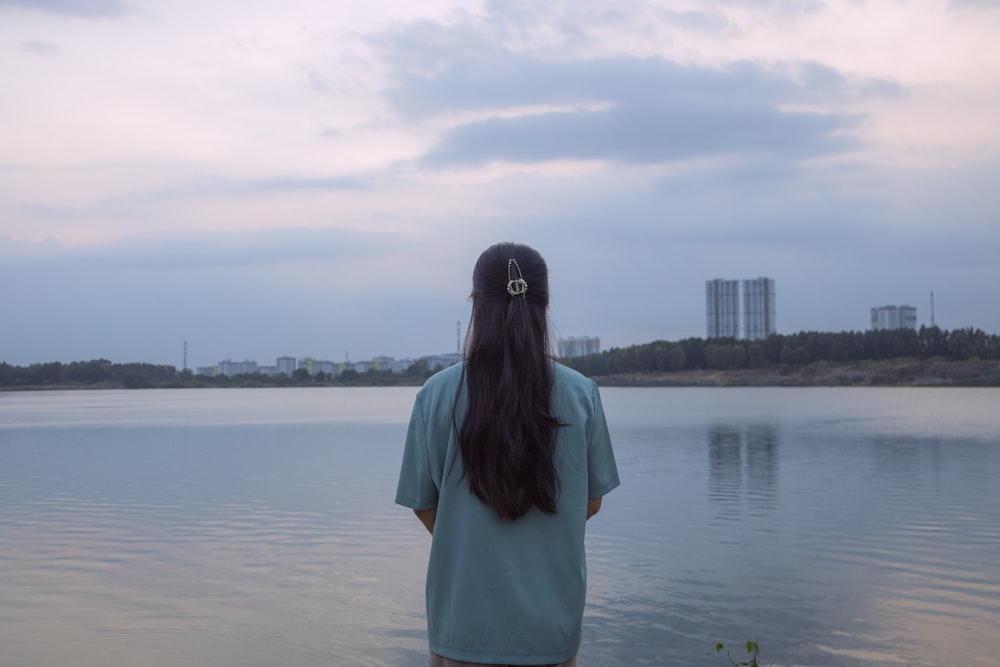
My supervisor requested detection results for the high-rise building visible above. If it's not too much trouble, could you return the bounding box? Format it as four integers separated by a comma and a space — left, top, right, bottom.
871, 305, 917, 331
743, 277, 777, 341
706, 279, 740, 339
558, 336, 601, 358
276, 356, 297, 376
872, 305, 898, 330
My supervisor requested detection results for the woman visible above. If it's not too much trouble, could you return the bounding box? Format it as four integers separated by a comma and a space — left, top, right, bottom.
396, 242, 619, 667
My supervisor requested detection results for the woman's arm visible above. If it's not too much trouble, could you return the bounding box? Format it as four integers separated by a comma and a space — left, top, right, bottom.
586, 497, 602, 520
414, 508, 437, 534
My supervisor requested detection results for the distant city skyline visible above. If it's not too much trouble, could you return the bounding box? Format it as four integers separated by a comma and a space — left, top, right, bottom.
196, 352, 462, 378
191, 334, 600, 374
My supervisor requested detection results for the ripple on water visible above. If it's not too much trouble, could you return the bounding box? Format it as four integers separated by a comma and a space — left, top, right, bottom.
2, 387, 1000, 667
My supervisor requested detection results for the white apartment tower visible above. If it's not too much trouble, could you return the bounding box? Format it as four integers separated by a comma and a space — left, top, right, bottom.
871, 305, 917, 331
706, 279, 741, 339
743, 277, 777, 341
706, 277, 777, 340
276, 356, 297, 376
558, 336, 601, 358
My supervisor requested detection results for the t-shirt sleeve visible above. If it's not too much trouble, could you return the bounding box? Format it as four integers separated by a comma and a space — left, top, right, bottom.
395, 393, 440, 510
586, 382, 620, 498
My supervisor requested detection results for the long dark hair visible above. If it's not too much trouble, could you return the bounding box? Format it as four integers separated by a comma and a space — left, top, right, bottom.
457, 242, 563, 521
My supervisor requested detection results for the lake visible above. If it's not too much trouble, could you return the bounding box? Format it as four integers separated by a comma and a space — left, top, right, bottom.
1, 386, 998, 666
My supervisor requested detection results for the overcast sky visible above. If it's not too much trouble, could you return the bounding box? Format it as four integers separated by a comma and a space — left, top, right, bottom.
2, 0, 998, 368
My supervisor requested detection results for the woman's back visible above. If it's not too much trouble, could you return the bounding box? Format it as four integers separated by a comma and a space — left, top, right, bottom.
395, 242, 619, 666
396, 361, 619, 664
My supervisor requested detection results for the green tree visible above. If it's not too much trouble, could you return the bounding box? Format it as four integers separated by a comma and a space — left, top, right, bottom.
731, 345, 747, 369
779, 345, 796, 365
406, 360, 432, 379
668, 344, 686, 371
121, 370, 150, 389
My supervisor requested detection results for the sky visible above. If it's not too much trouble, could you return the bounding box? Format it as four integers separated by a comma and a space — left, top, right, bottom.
1, 0, 999, 368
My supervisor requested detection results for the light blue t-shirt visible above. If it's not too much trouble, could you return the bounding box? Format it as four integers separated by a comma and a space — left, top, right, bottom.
395, 362, 620, 665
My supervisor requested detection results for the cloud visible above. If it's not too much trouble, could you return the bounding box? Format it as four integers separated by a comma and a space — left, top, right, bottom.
653, 8, 732, 32
18, 40, 59, 55
4, 170, 368, 227
376, 17, 900, 166
380, 23, 882, 117
950, 0, 1000, 9
423, 102, 858, 166
0, 0, 129, 17
1, 225, 400, 271
712, 0, 825, 11
142, 173, 369, 201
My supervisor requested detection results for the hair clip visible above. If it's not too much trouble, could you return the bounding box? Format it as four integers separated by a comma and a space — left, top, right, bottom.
507, 258, 528, 297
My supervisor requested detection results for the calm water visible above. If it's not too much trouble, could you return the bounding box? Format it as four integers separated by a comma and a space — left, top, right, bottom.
1, 387, 999, 666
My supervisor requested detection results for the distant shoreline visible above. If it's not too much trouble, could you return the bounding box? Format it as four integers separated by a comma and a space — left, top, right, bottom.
590, 359, 1000, 387
3, 359, 999, 391
0, 378, 427, 392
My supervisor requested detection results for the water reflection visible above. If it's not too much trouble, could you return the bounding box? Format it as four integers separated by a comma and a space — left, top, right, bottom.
3, 388, 1000, 667
707, 423, 779, 517
0, 418, 431, 667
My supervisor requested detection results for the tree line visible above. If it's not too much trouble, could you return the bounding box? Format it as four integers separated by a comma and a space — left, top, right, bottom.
560, 326, 1000, 376
0, 358, 440, 389
0, 359, 180, 389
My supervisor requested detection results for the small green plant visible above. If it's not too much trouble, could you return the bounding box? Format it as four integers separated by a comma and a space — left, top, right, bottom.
714, 639, 766, 667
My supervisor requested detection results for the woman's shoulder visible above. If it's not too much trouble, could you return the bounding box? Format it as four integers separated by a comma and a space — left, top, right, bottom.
417, 362, 464, 399
551, 360, 598, 392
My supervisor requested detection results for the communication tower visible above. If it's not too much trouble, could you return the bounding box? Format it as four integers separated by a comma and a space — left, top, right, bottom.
930, 291, 935, 327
